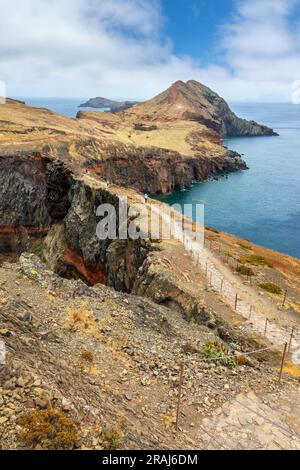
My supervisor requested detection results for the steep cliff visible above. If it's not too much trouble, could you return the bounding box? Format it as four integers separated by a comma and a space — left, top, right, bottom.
0, 153, 149, 291
0, 97, 248, 196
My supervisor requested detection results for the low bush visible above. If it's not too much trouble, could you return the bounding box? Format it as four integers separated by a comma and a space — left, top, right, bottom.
201, 340, 236, 369
18, 409, 78, 450
240, 254, 273, 268
103, 427, 123, 450
259, 283, 282, 295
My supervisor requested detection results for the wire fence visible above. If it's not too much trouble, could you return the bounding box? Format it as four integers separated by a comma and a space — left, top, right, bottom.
175, 347, 300, 449
151, 204, 300, 448
181, 233, 299, 356
204, 237, 289, 307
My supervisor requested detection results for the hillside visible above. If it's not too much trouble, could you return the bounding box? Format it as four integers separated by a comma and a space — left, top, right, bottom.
77, 80, 277, 175
118, 80, 277, 137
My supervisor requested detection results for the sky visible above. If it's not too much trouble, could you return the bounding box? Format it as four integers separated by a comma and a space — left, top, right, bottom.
0, 0, 300, 101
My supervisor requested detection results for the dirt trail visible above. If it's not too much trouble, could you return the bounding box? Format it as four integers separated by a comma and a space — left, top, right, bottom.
76, 186, 300, 362
202, 249, 299, 356
151, 201, 300, 365
199, 388, 300, 450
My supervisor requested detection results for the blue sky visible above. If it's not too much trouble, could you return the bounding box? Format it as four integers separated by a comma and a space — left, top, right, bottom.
162, 0, 234, 62
0, 0, 300, 101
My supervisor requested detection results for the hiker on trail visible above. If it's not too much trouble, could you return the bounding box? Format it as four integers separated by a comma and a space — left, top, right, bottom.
144, 193, 149, 203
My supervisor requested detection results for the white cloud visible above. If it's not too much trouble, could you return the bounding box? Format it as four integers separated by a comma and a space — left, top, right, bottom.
0, 0, 300, 101
220, 0, 300, 101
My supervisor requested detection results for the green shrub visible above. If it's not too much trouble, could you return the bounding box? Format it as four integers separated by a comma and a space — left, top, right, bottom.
201, 340, 236, 369
18, 409, 78, 450
103, 427, 123, 450
259, 283, 282, 295
240, 254, 273, 268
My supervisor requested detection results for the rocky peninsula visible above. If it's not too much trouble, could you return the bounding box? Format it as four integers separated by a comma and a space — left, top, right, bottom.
2, 81, 299, 452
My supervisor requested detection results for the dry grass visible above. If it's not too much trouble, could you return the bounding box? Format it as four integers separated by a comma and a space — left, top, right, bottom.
18, 409, 78, 450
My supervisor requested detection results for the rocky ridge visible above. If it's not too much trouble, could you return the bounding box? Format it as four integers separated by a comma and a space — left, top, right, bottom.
111, 80, 277, 137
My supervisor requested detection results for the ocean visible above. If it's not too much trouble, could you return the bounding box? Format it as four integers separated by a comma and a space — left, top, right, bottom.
17, 97, 106, 117
157, 103, 300, 259
16, 98, 300, 259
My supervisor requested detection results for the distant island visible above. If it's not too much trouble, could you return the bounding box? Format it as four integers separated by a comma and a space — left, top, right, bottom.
79, 97, 138, 112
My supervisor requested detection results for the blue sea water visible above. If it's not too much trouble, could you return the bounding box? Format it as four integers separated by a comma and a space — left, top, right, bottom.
15, 99, 300, 258
156, 103, 300, 259
16, 97, 106, 117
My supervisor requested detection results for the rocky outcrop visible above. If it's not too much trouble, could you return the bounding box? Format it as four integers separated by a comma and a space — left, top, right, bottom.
185, 80, 278, 137
127, 80, 278, 137
44, 179, 149, 291
0, 154, 72, 252
0, 153, 149, 290
79, 97, 138, 111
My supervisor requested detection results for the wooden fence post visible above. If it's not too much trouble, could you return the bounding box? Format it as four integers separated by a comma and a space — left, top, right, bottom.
264, 318, 268, 336
234, 294, 238, 311
176, 363, 184, 431
249, 306, 253, 320
278, 343, 288, 384
288, 327, 295, 354
282, 289, 288, 308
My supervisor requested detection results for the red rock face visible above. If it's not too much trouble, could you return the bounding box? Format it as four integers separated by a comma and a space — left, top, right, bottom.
0, 225, 49, 252
56, 246, 107, 286
0, 225, 49, 235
